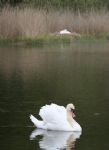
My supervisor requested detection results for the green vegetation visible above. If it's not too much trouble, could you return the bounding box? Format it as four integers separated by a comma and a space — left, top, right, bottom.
0, 35, 74, 46
0, 1, 109, 44
0, 0, 109, 11
0, 8, 109, 39
0, 34, 109, 47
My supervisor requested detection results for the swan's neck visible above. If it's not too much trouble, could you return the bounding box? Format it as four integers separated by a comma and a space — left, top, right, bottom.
67, 111, 75, 127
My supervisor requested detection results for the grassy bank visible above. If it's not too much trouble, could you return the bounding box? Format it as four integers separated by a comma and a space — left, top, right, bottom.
0, 7, 109, 44
0, 34, 109, 47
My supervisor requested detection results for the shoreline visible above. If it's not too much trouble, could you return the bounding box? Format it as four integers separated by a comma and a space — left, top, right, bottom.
0, 34, 109, 47
0, 7, 109, 43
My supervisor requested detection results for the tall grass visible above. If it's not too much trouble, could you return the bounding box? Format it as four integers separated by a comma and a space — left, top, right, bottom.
0, 7, 109, 38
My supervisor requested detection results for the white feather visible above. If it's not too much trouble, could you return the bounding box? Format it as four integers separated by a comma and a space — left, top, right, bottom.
39, 103, 66, 124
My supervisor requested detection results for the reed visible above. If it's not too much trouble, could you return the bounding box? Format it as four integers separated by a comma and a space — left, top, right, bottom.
0, 7, 109, 38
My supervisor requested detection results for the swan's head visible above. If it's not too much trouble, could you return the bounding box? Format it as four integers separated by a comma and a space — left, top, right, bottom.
66, 103, 75, 118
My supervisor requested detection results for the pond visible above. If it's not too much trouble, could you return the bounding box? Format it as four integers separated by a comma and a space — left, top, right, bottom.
0, 41, 109, 150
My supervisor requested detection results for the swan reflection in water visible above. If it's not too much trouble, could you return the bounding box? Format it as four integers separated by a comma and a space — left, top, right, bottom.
30, 129, 81, 150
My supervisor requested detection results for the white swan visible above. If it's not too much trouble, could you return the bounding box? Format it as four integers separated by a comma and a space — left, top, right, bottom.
30, 129, 81, 149
30, 103, 82, 132
59, 29, 72, 35
58, 29, 81, 37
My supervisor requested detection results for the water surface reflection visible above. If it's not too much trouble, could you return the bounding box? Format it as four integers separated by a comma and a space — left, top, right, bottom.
30, 129, 81, 150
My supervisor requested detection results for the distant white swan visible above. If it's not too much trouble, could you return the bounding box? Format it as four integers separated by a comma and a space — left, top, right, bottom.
30, 129, 81, 149
59, 29, 72, 35
58, 29, 81, 37
30, 103, 82, 131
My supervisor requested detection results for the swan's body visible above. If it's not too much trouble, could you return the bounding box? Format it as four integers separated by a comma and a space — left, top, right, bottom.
30, 103, 82, 132
58, 29, 81, 37
59, 29, 72, 35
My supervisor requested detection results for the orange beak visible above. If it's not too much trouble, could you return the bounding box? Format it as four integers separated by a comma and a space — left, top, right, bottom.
71, 109, 76, 118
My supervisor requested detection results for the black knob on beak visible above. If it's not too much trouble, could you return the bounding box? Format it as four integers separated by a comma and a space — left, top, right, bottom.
71, 108, 75, 113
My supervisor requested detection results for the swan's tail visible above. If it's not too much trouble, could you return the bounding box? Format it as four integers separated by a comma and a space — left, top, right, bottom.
30, 114, 44, 129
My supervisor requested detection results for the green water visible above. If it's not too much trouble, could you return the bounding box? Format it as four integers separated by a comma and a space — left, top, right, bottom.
0, 42, 109, 150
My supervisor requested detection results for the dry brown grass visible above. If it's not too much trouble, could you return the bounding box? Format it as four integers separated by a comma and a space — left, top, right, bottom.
0, 7, 109, 38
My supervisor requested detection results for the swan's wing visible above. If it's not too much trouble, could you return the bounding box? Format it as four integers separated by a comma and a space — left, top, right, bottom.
39, 104, 67, 125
